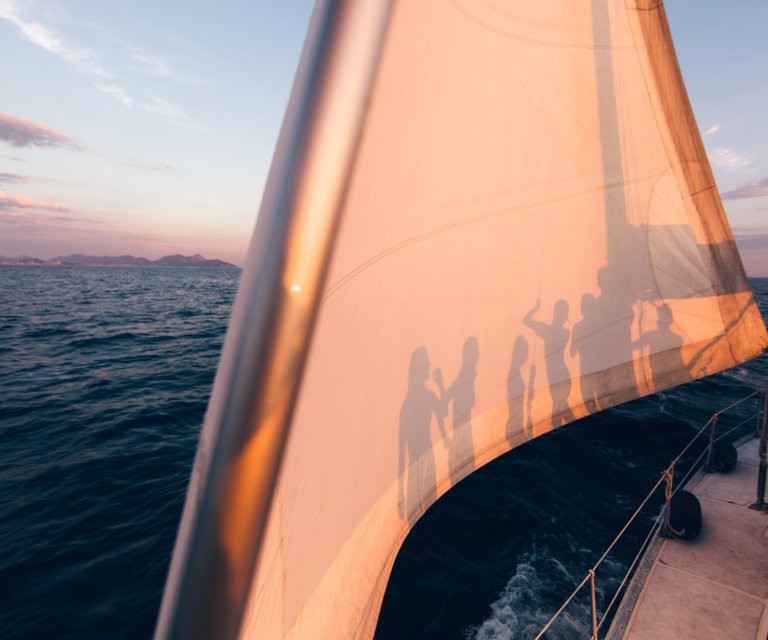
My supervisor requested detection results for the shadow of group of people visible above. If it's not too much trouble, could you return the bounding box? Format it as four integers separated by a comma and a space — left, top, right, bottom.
398, 269, 686, 525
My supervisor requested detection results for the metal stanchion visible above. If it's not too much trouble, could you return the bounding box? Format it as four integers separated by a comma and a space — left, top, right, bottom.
750, 386, 768, 513
704, 415, 718, 472
589, 568, 598, 640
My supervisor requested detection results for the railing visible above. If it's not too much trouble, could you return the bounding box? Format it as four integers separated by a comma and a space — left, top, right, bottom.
532, 387, 766, 640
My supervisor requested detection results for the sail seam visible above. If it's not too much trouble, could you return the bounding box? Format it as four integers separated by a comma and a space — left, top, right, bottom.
322, 174, 656, 301
448, 0, 636, 51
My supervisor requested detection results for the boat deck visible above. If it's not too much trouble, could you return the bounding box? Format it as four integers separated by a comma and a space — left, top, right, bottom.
609, 438, 768, 640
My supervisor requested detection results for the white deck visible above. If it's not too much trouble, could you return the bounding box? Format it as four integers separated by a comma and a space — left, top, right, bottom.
609, 438, 768, 640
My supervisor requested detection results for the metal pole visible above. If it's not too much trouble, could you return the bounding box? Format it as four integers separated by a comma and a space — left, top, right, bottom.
750, 385, 768, 512
152, 2, 394, 639
589, 569, 598, 640
705, 414, 718, 472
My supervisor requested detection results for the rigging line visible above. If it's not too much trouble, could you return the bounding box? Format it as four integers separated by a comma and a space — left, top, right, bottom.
671, 416, 716, 465
673, 447, 710, 494
668, 394, 756, 469
536, 475, 668, 638
670, 410, 761, 491
533, 393, 760, 638
532, 573, 593, 640
596, 511, 665, 632
714, 413, 759, 443
669, 409, 757, 498
592, 473, 666, 571
713, 389, 760, 417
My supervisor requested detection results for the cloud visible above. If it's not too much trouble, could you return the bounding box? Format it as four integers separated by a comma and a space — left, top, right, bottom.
708, 147, 752, 171
129, 52, 173, 78
127, 50, 206, 86
0, 0, 108, 76
721, 177, 768, 200
702, 124, 720, 137
125, 159, 174, 172
0, 172, 26, 184
95, 83, 133, 107
141, 96, 209, 131
0, 190, 70, 212
0, 113, 82, 150
143, 95, 188, 120
734, 232, 768, 252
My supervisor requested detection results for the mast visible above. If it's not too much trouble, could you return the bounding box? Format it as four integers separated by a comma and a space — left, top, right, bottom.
153, 2, 393, 638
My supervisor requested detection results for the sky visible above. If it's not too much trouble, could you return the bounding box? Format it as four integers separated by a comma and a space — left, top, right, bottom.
0, 1, 765, 273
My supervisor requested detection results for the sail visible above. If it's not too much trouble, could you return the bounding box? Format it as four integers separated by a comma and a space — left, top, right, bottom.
156, 1, 768, 639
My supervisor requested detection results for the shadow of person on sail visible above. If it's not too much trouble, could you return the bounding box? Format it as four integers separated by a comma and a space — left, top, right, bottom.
571, 292, 603, 413
633, 303, 686, 392
524, 299, 575, 427
398, 347, 449, 526
434, 336, 478, 486
506, 336, 532, 445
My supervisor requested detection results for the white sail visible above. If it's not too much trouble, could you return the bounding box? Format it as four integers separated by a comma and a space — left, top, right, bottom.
238, 1, 767, 637
155, 1, 768, 639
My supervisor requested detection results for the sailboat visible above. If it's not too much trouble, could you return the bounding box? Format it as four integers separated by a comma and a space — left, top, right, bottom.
154, 1, 768, 638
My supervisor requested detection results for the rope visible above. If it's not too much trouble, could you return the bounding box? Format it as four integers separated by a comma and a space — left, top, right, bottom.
713, 389, 760, 417
593, 474, 666, 569
673, 412, 758, 493
714, 414, 759, 444
531, 573, 592, 640
671, 390, 759, 466
596, 511, 664, 631
530, 389, 761, 639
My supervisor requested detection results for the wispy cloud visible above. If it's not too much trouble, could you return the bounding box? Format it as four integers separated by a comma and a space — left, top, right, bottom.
127, 50, 205, 85
708, 147, 752, 171
141, 96, 208, 131
129, 52, 173, 78
95, 83, 133, 107
734, 232, 768, 252
721, 177, 768, 200
143, 95, 187, 120
0, 0, 108, 76
0, 190, 70, 212
125, 159, 174, 172
702, 123, 720, 137
0, 208, 104, 231
0, 113, 82, 150
0, 172, 26, 184
1, 3, 206, 129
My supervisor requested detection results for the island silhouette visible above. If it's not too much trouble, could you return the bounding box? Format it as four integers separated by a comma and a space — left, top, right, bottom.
0, 253, 238, 268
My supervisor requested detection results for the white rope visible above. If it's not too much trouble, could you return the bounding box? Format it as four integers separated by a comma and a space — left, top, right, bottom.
671, 390, 759, 465
592, 474, 666, 569
596, 511, 664, 631
531, 573, 592, 640
714, 414, 759, 444
530, 388, 761, 639
713, 389, 760, 417
674, 412, 758, 492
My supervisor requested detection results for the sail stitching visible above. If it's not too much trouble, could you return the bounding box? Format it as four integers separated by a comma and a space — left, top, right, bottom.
448, 0, 636, 51
322, 174, 656, 301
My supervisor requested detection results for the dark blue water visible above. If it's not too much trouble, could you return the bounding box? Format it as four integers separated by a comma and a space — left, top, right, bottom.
0, 267, 765, 640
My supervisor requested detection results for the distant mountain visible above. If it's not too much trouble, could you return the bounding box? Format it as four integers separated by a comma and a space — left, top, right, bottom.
0, 256, 46, 265
50, 254, 153, 267
0, 253, 238, 269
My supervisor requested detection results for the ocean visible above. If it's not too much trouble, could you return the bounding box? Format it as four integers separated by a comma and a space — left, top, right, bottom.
0, 267, 766, 640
